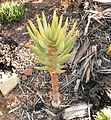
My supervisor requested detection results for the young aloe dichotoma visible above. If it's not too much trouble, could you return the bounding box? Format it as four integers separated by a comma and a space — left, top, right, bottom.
27, 10, 78, 107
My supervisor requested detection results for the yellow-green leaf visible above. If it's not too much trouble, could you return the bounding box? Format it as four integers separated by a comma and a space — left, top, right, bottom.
27, 25, 39, 46
42, 12, 47, 32
36, 14, 48, 40
30, 45, 46, 60
66, 20, 77, 39
34, 66, 48, 70
51, 10, 58, 35
55, 64, 65, 69
55, 29, 64, 47
56, 69, 66, 74
62, 17, 68, 34
63, 32, 78, 55
38, 59, 51, 66
58, 54, 71, 64
36, 31, 49, 50
56, 30, 65, 54
53, 14, 63, 41
27, 25, 49, 50
28, 19, 39, 37
47, 24, 53, 40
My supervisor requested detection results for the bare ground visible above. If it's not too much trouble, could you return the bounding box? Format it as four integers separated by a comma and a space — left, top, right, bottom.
0, 1, 111, 120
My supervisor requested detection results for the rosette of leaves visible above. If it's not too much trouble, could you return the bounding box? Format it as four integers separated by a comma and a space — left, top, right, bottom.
27, 10, 78, 107
0, 1, 26, 24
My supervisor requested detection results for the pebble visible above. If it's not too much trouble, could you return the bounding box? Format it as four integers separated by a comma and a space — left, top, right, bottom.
21, 75, 28, 81
23, 68, 33, 76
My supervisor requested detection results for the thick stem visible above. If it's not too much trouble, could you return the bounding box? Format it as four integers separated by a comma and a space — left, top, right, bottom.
48, 69, 60, 108
48, 47, 60, 107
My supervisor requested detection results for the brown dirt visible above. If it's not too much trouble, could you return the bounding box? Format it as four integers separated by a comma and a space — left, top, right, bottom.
0, 0, 111, 120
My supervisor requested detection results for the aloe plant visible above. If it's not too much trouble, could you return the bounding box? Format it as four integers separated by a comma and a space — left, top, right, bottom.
27, 10, 78, 107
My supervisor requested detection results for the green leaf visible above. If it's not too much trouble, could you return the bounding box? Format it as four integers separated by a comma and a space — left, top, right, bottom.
29, 45, 46, 60
65, 30, 78, 45
42, 12, 47, 32
57, 54, 71, 64
56, 69, 66, 74
62, 31, 78, 55
55, 18, 68, 46
27, 25, 39, 46
34, 66, 48, 70
55, 64, 65, 69
42, 12, 51, 41
27, 26, 45, 53
53, 14, 63, 41
28, 19, 39, 37
36, 14, 48, 40
56, 29, 65, 54
47, 24, 53, 40
62, 17, 68, 34
27, 21, 49, 50
36, 31, 49, 50
51, 10, 58, 36
55, 29, 64, 47
38, 59, 51, 66
66, 20, 77, 39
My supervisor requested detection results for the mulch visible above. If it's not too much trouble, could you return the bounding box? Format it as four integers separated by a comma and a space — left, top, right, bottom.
0, 0, 111, 120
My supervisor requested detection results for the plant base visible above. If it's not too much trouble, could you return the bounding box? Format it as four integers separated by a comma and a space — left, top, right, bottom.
52, 97, 61, 108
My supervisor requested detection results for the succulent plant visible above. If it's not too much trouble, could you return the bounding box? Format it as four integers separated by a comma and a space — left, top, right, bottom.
27, 10, 78, 107
0, 1, 26, 24
96, 107, 111, 120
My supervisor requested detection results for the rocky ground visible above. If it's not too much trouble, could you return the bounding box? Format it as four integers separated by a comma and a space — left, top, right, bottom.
0, 0, 111, 120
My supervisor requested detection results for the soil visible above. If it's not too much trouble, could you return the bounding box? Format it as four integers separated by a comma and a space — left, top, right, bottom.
0, 0, 111, 120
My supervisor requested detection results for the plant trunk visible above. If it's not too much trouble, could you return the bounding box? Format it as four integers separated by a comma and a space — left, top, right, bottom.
48, 69, 60, 108
48, 47, 60, 107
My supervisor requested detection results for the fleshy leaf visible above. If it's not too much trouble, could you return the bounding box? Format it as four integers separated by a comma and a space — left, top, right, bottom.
58, 54, 71, 64
56, 69, 66, 74
51, 9, 58, 35
38, 59, 52, 66
34, 66, 48, 70
62, 17, 68, 34
36, 31, 49, 50
36, 14, 48, 40
27, 25, 39, 46
42, 12, 47, 32
66, 20, 77, 39
53, 14, 63, 41
47, 24, 53, 40
55, 29, 64, 47
29, 45, 46, 60
28, 19, 39, 37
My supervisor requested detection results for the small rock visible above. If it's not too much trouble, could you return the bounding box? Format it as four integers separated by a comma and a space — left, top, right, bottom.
0, 73, 20, 96
23, 68, 33, 76
22, 75, 28, 80
0, 111, 3, 116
